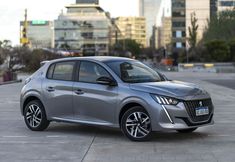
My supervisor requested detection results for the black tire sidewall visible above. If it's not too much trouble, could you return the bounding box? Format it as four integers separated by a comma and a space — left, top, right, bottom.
121, 106, 152, 141
24, 100, 49, 131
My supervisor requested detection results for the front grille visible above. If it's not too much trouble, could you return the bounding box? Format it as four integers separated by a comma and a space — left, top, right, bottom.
184, 99, 213, 122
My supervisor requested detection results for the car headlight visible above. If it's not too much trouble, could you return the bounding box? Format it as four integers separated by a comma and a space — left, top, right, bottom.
152, 95, 179, 105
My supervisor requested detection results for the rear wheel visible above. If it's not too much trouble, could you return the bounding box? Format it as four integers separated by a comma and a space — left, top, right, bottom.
121, 106, 152, 141
24, 100, 50, 131
177, 128, 197, 133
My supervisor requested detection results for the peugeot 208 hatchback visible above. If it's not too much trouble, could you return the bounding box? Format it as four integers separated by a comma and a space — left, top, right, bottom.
20, 57, 214, 141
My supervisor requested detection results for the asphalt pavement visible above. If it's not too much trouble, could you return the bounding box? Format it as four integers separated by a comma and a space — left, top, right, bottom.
0, 72, 235, 162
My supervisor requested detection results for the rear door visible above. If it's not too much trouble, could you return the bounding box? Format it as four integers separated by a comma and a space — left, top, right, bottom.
42, 61, 76, 119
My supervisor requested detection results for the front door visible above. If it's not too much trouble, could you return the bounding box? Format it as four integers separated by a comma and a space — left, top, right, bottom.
73, 61, 118, 124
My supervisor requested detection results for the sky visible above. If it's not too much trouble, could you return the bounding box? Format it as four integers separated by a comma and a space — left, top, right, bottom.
0, 0, 139, 45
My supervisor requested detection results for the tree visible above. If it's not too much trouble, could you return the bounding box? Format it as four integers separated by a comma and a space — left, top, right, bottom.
228, 39, 235, 61
188, 12, 199, 49
117, 39, 142, 57
0, 40, 13, 69
203, 10, 235, 42
205, 40, 230, 62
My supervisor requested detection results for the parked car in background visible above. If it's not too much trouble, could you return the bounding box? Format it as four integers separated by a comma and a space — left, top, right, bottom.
20, 57, 214, 141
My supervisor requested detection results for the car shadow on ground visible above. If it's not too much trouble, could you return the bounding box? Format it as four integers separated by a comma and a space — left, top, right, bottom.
46, 123, 209, 142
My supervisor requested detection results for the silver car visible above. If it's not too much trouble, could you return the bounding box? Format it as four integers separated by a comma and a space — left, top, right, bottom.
20, 57, 214, 141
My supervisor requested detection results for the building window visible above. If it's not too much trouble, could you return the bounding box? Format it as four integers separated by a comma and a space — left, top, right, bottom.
176, 31, 182, 38
220, 1, 235, 6
172, 11, 185, 17
172, 22, 185, 27
176, 42, 182, 48
172, 0, 185, 8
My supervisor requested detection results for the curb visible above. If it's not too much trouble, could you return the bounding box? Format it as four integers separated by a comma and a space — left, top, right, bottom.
0, 79, 22, 86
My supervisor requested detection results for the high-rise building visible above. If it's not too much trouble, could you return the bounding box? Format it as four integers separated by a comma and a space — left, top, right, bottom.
139, 0, 162, 46
54, 2, 112, 56
160, 17, 172, 49
114, 17, 147, 47
171, 0, 210, 52
20, 20, 54, 49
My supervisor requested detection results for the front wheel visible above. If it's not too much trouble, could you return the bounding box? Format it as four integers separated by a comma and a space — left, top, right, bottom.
177, 128, 197, 133
121, 106, 152, 141
24, 100, 50, 131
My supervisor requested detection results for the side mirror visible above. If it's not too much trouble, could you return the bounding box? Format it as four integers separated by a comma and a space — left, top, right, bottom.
96, 77, 117, 86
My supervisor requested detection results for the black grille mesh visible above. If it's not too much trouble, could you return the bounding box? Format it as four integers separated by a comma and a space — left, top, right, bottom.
184, 99, 213, 122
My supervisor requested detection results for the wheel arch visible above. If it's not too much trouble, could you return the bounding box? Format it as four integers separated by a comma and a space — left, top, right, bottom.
22, 96, 43, 115
118, 100, 150, 126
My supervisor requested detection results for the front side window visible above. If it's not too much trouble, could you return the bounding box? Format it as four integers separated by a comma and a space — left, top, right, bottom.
106, 61, 161, 83
47, 61, 75, 81
79, 61, 110, 83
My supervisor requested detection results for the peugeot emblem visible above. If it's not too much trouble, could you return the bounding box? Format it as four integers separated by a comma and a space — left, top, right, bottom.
199, 101, 203, 107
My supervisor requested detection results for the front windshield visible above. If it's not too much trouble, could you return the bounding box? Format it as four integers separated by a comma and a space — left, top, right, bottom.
106, 61, 161, 83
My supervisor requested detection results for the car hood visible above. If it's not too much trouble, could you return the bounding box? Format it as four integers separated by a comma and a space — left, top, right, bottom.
130, 80, 210, 100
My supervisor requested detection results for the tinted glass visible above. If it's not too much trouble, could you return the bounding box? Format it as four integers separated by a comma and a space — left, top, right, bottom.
106, 61, 161, 83
79, 61, 110, 83
52, 62, 75, 81
47, 64, 55, 79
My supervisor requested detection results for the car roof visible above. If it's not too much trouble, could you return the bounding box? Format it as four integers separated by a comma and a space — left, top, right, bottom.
49, 56, 134, 64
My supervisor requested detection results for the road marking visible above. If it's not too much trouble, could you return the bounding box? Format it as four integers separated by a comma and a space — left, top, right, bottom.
208, 134, 231, 137
46, 135, 68, 138
2, 136, 28, 138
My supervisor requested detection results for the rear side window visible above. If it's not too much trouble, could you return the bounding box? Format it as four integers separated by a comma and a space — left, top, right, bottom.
47, 61, 75, 81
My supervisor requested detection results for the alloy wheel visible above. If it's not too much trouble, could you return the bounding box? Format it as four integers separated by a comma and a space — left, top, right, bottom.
26, 104, 42, 128
125, 111, 151, 139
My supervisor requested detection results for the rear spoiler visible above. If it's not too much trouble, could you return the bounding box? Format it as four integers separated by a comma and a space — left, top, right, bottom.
40, 61, 50, 67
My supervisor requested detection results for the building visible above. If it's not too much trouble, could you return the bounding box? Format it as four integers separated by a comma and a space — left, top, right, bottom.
159, 17, 172, 49
139, 0, 162, 46
171, 0, 210, 52
54, 1, 112, 56
217, 0, 235, 12
20, 20, 54, 48
114, 17, 147, 47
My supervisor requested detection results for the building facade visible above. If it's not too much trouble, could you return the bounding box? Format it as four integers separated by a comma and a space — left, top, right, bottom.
20, 20, 54, 49
139, 0, 162, 46
171, 0, 210, 51
114, 17, 147, 47
54, 2, 112, 56
160, 17, 172, 49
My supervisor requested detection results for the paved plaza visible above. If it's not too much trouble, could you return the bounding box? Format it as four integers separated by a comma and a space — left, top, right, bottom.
0, 72, 235, 162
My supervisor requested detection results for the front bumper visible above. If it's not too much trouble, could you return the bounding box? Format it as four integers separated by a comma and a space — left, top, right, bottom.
150, 99, 214, 131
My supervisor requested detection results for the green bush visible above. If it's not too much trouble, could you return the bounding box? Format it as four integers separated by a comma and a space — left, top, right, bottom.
205, 40, 230, 62
228, 39, 235, 61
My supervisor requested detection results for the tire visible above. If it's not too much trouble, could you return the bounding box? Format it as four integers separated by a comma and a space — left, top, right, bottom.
177, 128, 197, 133
24, 100, 50, 131
121, 106, 152, 141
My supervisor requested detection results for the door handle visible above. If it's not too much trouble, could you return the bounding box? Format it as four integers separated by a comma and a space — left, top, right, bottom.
74, 89, 84, 95
46, 86, 55, 92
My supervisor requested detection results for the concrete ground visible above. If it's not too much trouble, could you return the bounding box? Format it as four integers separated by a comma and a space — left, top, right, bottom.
0, 72, 235, 162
